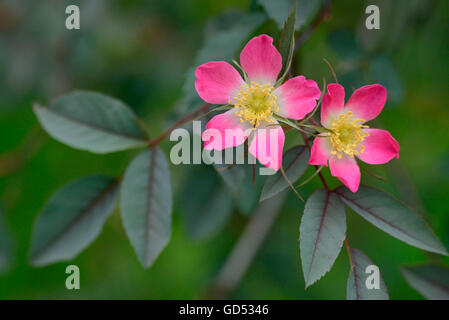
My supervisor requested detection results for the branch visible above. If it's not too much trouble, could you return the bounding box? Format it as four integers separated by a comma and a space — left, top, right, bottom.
294, 0, 332, 53
205, 192, 287, 299
289, 0, 331, 78
149, 103, 210, 146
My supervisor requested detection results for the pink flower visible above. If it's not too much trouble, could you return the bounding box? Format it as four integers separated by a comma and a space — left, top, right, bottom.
309, 83, 400, 192
195, 34, 321, 170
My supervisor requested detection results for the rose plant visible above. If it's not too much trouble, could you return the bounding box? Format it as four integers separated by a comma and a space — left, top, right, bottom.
27, 2, 448, 299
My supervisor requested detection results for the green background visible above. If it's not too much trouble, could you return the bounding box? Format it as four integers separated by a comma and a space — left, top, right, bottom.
0, 0, 448, 299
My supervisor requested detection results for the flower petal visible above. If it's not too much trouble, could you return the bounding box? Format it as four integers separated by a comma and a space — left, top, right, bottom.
345, 84, 387, 122
309, 137, 332, 166
248, 121, 285, 171
329, 155, 360, 192
195, 61, 244, 104
202, 109, 252, 150
357, 129, 400, 164
274, 76, 321, 120
240, 34, 282, 85
321, 83, 345, 127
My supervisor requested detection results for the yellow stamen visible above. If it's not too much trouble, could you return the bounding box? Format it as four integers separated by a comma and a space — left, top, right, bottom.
329, 111, 369, 159
230, 81, 278, 128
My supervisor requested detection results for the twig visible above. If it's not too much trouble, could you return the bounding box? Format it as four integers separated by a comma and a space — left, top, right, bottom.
344, 239, 352, 265
149, 103, 210, 146
294, 0, 332, 54
289, 0, 331, 77
205, 192, 288, 299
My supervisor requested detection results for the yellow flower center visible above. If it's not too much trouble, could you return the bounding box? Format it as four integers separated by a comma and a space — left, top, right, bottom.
231, 81, 278, 128
329, 111, 369, 159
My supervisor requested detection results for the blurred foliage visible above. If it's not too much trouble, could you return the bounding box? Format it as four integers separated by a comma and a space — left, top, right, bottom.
0, 0, 448, 299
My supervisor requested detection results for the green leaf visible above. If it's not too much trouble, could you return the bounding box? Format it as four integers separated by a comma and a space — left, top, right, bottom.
259, 0, 322, 30
34, 91, 148, 154
335, 186, 448, 256
216, 163, 266, 216
0, 209, 14, 273
300, 189, 346, 287
261, 146, 309, 201
277, 2, 297, 80
180, 165, 233, 240
182, 12, 267, 112
120, 148, 172, 268
30, 175, 120, 266
401, 264, 449, 300
347, 248, 389, 300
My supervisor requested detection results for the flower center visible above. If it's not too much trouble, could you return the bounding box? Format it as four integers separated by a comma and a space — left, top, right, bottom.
329, 111, 369, 158
231, 81, 278, 128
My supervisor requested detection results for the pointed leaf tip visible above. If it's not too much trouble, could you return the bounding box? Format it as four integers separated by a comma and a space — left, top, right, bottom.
120, 148, 173, 268
30, 175, 120, 266
300, 189, 346, 287
346, 248, 389, 300
336, 185, 448, 256
34, 91, 148, 154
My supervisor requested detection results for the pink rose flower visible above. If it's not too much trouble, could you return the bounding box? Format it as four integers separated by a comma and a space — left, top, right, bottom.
195, 34, 321, 170
309, 83, 400, 192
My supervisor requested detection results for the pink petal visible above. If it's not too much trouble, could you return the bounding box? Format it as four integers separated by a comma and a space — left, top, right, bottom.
357, 129, 400, 164
240, 35, 282, 85
273, 76, 321, 120
329, 155, 360, 192
345, 84, 387, 122
202, 109, 252, 150
321, 83, 345, 127
195, 61, 244, 104
309, 137, 332, 166
248, 121, 285, 171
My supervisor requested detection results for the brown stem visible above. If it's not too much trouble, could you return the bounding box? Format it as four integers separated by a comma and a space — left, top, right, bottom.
289, 0, 331, 77
294, 0, 331, 54
149, 103, 210, 146
344, 239, 352, 265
